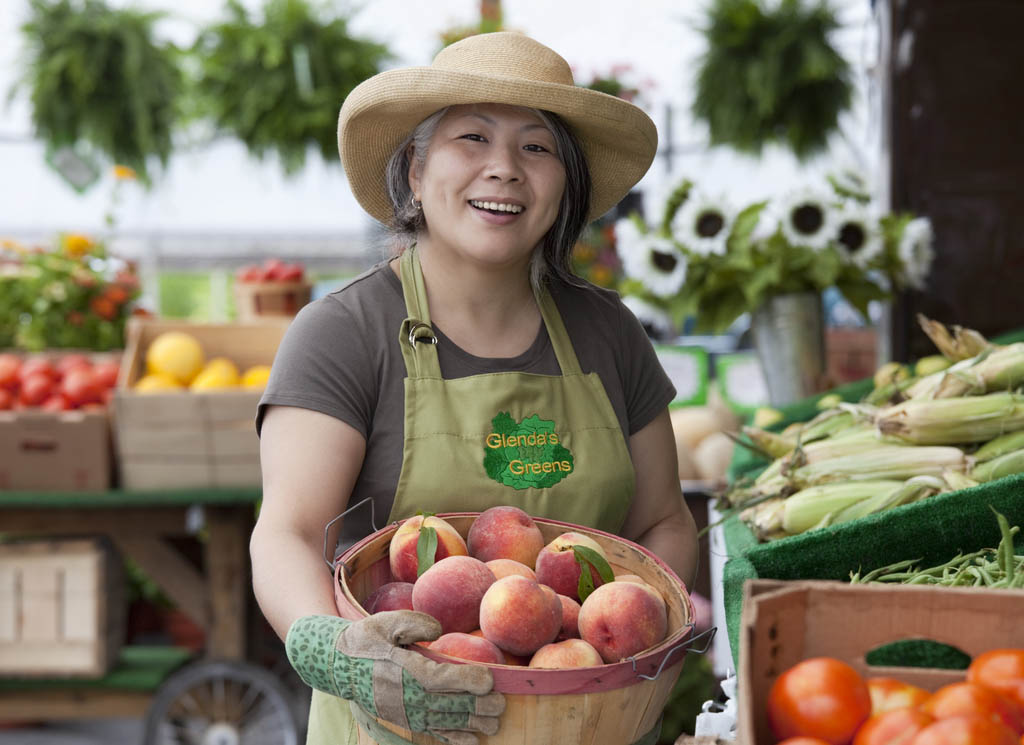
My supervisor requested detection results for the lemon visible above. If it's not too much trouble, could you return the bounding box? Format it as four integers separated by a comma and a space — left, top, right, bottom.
190, 365, 240, 391
199, 357, 240, 386
241, 365, 272, 390
147, 332, 205, 385
134, 372, 185, 393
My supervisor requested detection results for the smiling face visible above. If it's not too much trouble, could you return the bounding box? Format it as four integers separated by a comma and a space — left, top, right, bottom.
409, 103, 567, 274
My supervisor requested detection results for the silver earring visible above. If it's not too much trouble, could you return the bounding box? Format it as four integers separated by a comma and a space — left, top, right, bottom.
410, 195, 422, 212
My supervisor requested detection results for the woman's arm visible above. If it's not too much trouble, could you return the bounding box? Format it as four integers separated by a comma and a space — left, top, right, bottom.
251, 405, 367, 641
619, 408, 699, 590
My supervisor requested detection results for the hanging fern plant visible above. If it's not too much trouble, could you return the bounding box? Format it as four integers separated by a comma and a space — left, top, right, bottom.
692, 0, 853, 160
193, 0, 392, 175
17, 0, 183, 185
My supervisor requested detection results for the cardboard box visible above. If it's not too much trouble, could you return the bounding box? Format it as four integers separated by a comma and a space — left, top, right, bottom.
233, 280, 311, 322
737, 579, 1024, 744
113, 318, 289, 489
0, 410, 112, 490
0, 538, 124, 677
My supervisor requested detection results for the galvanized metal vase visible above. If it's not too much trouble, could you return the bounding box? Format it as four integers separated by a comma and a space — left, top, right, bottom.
750, 292, 826, 406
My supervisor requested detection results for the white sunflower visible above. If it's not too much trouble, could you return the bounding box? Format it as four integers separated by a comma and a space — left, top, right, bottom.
777, 188, 839, 252
616, 219, 687, 298
833, 205, 883, 267
671, 191, 733, 257
621, 295, 676, 339
897, 217, 934, 290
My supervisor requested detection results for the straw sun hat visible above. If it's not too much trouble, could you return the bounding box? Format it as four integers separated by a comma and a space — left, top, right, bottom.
338, 31, 658, 225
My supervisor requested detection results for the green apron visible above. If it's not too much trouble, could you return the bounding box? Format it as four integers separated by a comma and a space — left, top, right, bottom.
307, 245, 637, 744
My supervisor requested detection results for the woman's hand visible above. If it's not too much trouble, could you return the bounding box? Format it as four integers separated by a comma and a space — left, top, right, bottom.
621, 409, 700, 590
287, 611, 505, 745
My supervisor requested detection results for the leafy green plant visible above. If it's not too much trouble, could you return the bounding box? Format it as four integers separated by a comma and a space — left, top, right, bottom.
692, 0, 853, 160
193, 0, 391, 174
16, 0, 183, 184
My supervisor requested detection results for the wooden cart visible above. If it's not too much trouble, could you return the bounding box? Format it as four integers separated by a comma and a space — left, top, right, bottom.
0, 487, 305, 744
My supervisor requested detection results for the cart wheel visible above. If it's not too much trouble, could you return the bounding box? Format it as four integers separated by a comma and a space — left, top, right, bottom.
143, 660, 303, 745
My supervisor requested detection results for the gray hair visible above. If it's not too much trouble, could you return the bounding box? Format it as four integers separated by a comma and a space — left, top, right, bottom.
383, 106, 591, 288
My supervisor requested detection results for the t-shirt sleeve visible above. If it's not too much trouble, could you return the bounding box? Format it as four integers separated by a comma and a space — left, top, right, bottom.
616, 297, 676, 435
256, 295, 376, 437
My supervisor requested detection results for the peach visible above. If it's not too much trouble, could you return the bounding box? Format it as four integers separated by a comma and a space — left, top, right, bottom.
556, 594, 581, 640
428, 632, 505, 665
389, 515, 468, 584
485, 558, 537, 582
467, 506, 545, 568
412, 555, 495, 634
578, 581, 668, 664
479, 575, 562, 657
363, 582, 415, 614
534, 532, 609, 602
469, 630, 530, 665
529, 638, 604, 669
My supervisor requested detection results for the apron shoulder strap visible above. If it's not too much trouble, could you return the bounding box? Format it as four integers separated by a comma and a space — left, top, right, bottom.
535, 283, 583, 376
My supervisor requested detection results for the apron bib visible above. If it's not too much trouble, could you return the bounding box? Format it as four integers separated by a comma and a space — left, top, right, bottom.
307, 246, 637, 745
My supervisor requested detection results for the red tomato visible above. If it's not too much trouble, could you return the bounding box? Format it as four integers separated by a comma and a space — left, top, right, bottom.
18, 357, 56, 384
869, 678, 933, 716
19, 373, 53, 406
0, 353, 21, 390
922, 682, 1024, 734
910, 715, 1018, 745
237, 264, 263, 283
277, 263, 304, 282
778, 739, 834, 745
92, 360, 121, 389
968, 650, 1024, 711
56, 354, 92, 379
40, 393, 71, 412
60, 367, 102, 407
0, 388, 13, 410
263, 258, 287, 280
854, 708, 935, 745
769, 657, 873, 744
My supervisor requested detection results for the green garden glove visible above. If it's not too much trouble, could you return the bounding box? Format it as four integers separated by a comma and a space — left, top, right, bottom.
286, 611, 505, 745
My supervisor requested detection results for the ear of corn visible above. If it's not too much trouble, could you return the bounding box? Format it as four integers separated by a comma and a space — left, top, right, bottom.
782, 480, 903, 534
788, 445, 967, 489
942, 469, 980, 491
970, 448, 1024, 483
876, 392, 1024, 445
741, 425, 795, 459
740, 498, 787, 542
904, 357, 976, 399
975, 430, 1024, 462
799, 408, 858, 442
932, 343, 1024, 398
817, 475, 944, 530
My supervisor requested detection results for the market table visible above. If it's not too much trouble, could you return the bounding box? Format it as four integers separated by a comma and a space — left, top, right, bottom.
0, 487, 260, 720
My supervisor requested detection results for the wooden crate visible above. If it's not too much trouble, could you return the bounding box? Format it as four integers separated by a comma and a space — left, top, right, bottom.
0, 410, 112, 491
112, 318, 289, 489
0, 538, 124, 678
233, 280, 312, 322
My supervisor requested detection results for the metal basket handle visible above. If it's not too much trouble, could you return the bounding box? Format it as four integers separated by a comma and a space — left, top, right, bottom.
322, 497, 379, 572
629, 625, 718, 681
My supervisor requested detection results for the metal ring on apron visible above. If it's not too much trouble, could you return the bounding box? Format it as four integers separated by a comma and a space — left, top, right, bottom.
407, 322, 438, 346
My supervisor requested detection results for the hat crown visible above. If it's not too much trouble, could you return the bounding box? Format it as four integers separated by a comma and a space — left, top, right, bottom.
431, 32, 575, 87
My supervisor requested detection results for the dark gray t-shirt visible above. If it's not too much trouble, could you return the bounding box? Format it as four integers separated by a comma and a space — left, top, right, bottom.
257, 261, 675, 548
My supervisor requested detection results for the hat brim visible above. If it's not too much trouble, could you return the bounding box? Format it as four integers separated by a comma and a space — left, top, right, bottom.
338, 67, 658, 225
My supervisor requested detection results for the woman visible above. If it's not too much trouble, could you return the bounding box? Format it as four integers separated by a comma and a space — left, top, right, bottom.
251, 31, 699, 745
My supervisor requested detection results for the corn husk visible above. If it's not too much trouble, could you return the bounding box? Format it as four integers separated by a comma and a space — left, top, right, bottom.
917, 314, 995, 361
971, 448, 1024, 483
876, 392, 1024, 445
904, 357, 976, 400
864, 376, 918, 406
932, 343, 1024, 398
782, 480, 903, 534
975, 431, 1024, 462
942, 469, 980, 491
788, 445, 968, 489
816, 475, 945, 529
740, 498, 788, 542
741, 425, 795, 459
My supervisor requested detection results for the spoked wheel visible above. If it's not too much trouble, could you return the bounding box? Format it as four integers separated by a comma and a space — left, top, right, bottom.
143, 660, 303, 745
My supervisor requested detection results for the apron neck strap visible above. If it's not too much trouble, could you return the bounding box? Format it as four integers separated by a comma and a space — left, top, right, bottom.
398, 244, 584, 378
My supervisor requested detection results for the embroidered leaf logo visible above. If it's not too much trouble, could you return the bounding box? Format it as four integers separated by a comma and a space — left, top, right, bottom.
416, 526, 438, 577
572, 545, 615, 602
483, 412, 574, 490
